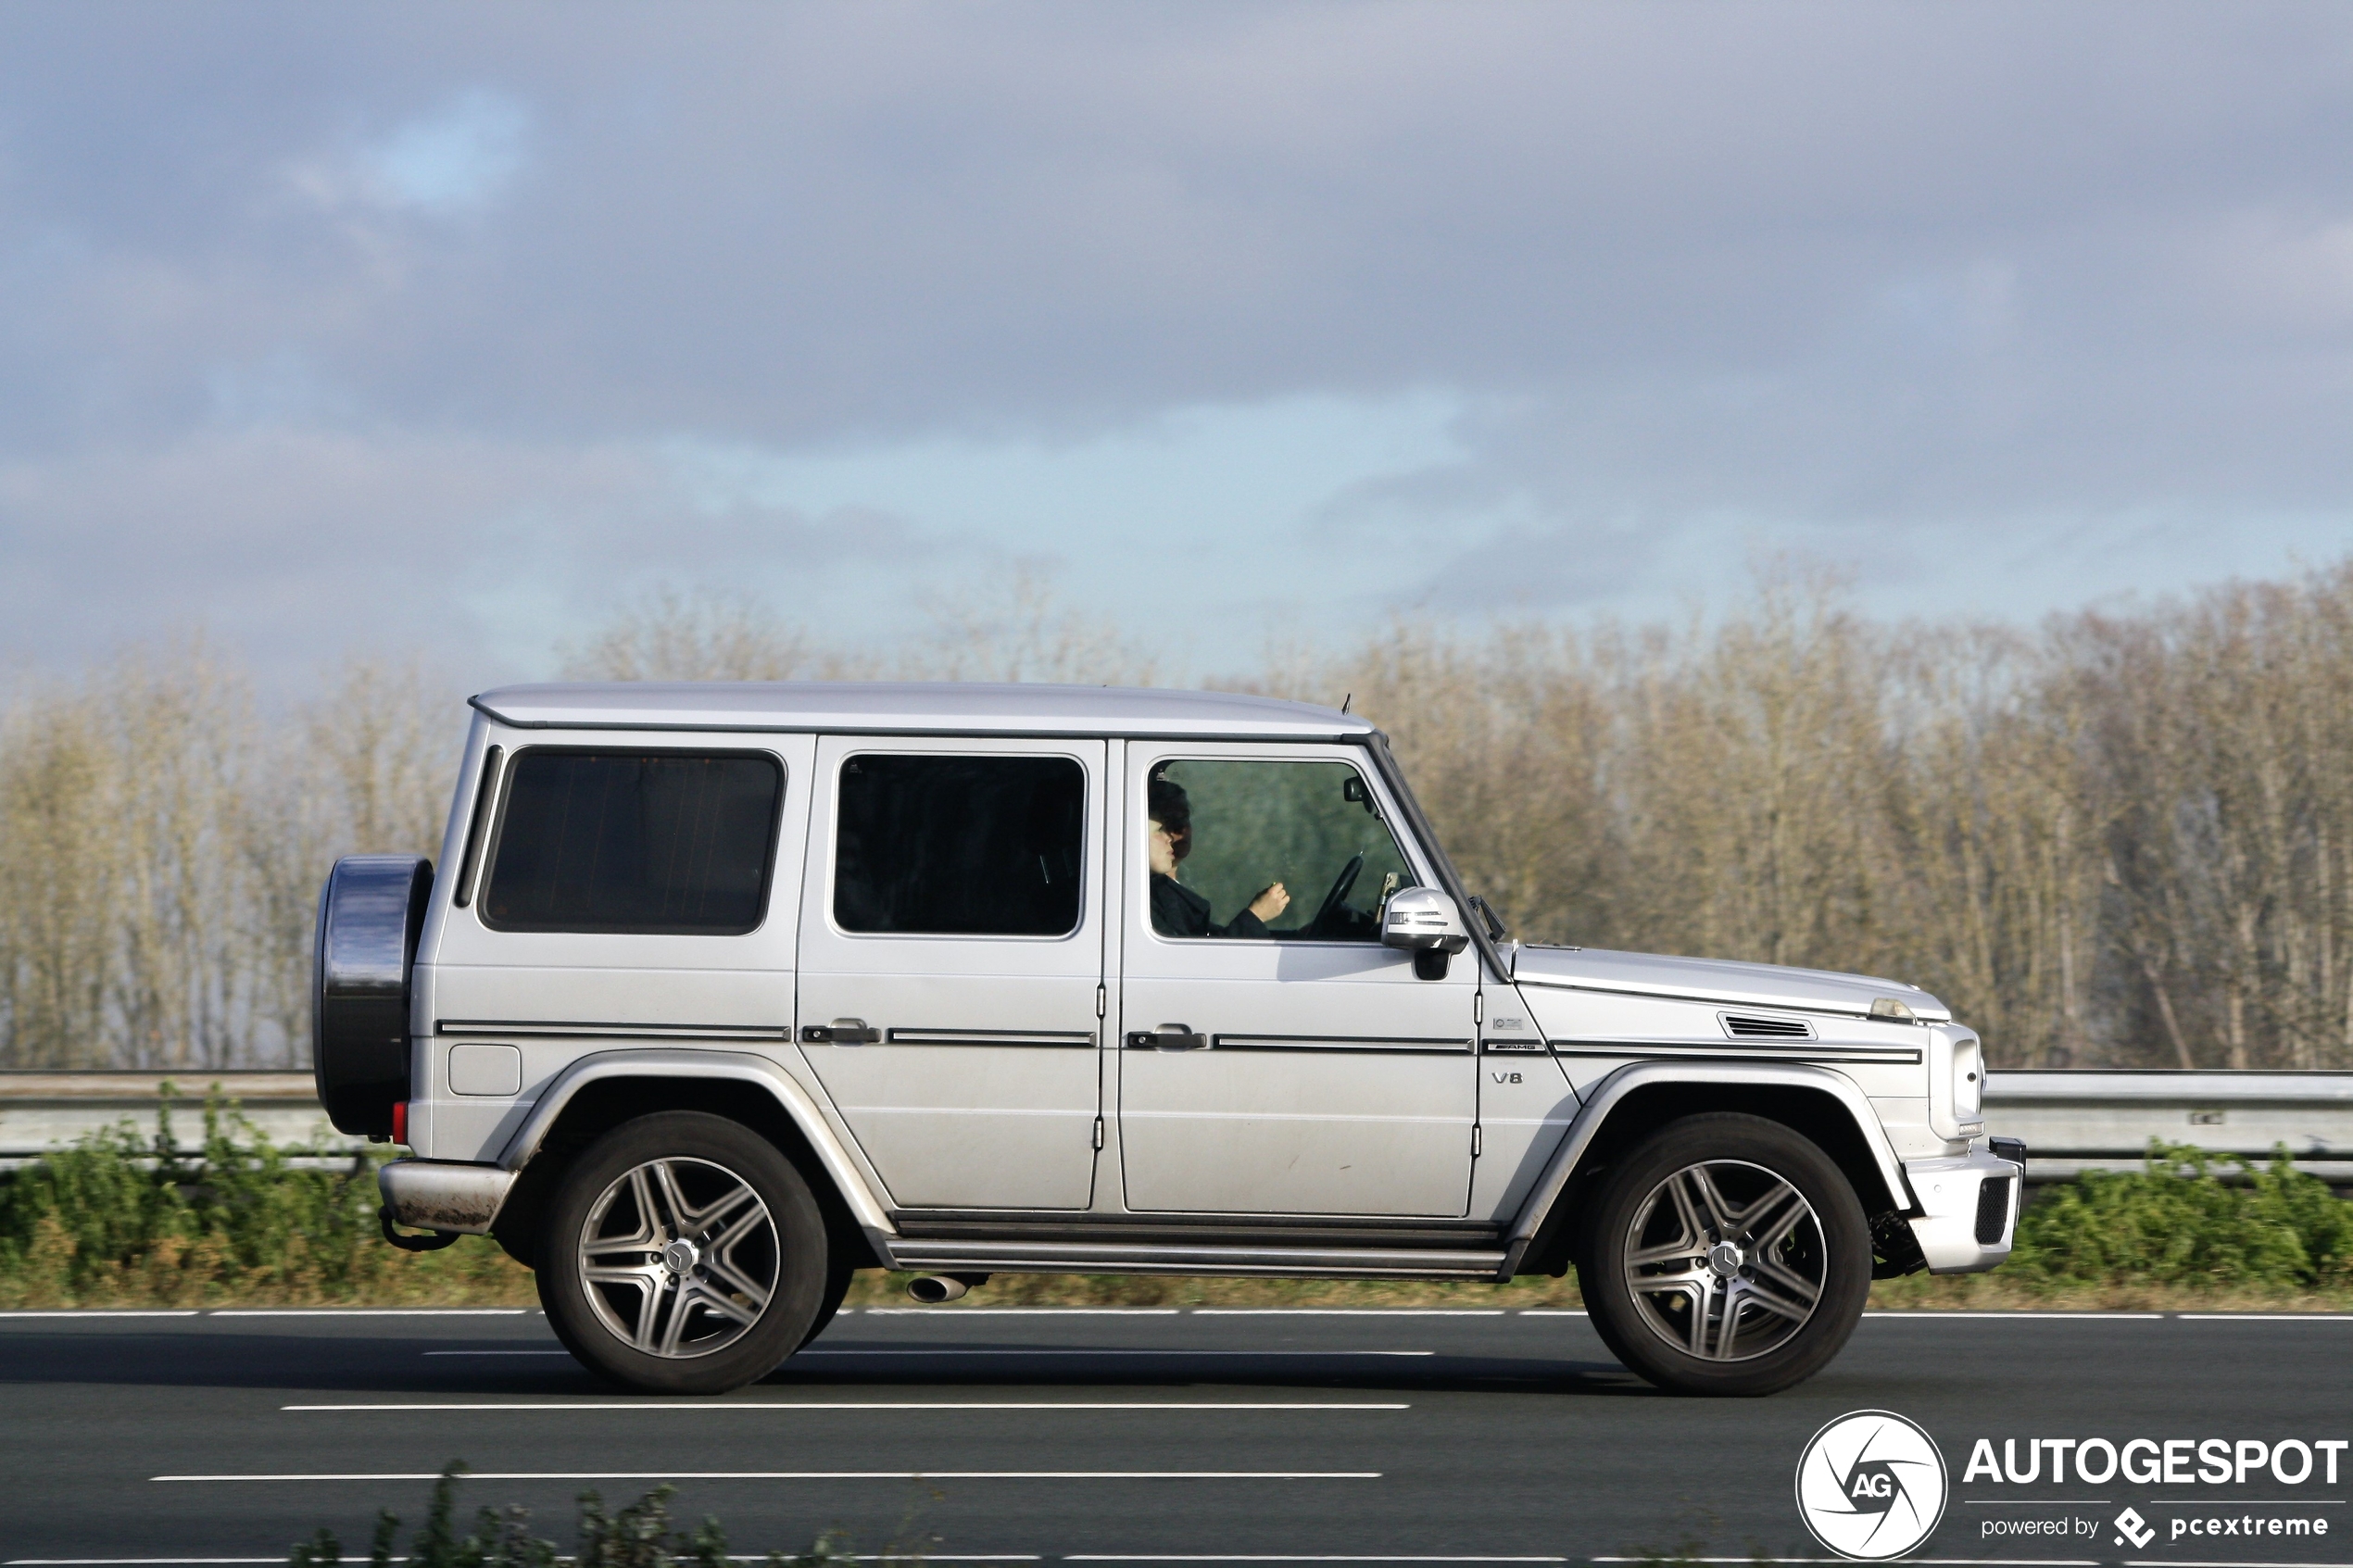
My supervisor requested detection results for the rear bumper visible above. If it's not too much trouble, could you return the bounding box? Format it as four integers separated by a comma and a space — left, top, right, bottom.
1902, 1144, 2024, 1273
380, 1159, 516, 1236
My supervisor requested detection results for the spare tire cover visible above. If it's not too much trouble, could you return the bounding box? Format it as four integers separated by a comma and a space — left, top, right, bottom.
313, 855, 434, 1137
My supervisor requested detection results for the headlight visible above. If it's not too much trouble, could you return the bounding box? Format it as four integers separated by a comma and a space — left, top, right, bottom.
1953, 1035, 1983, 1124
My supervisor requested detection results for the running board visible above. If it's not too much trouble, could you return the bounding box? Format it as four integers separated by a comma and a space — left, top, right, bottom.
886, 1238, 1510, 1281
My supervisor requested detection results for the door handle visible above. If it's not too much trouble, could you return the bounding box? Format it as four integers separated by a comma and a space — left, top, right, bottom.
1126, 1023, 1208, 1050
802, 1018, 882, 1045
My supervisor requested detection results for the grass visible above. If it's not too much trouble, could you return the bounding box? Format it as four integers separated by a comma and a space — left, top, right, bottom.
6, 1093, 2352, 1312
283, 1461, 879, 1566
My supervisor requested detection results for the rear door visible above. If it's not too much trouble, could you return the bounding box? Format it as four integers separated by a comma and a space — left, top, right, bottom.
795, 736, 1107, 1211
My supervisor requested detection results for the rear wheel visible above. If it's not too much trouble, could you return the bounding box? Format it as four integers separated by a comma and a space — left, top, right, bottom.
1579, 1113, 1869, 1396
538, 1111, 827, 1394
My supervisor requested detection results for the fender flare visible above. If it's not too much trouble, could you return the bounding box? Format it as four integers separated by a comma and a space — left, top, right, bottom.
1503, 1059, 1916, 1272
495, 1047, 898, 1239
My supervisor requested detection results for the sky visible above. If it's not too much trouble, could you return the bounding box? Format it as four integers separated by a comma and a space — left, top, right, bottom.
3, 2, 2351, 688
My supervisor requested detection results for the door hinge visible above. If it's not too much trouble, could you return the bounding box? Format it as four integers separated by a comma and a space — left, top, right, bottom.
1096, 983, 1107, 1019
1093, 1115, 1106, 1150
1472, 1124, 1483, 1158
1474, 991, 1484, 1024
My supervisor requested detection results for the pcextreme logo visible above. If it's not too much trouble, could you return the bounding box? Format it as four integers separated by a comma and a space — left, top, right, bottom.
1795, 1410, 1950, 1561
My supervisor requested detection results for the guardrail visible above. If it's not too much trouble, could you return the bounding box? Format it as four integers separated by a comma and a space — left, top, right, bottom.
0, 1072, 353, 1167
5, 1068, 2352, 1185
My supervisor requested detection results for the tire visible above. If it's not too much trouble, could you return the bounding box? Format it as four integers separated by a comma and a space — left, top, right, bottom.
1578, 1113, 1869, 1397
536, 1111, 828, 1395
799, 1259, 857, 1349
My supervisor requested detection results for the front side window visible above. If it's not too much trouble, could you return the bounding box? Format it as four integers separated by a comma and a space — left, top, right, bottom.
833, 754, 1086, 937
482, 750, 783, 935
1146, 759, 1416, 941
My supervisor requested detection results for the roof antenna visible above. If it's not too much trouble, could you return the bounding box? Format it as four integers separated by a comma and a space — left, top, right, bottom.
1340, 692, 1353, 714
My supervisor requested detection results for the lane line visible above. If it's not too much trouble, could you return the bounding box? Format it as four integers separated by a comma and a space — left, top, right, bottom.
795, 1349, 1437, 1358
416, 1347, 1438, 1359
1190, 1310, 1504, 1317
1860, 1311, 2163, 1320
283, 1400, 1408, 1411
208, 1309, 527, 1317
153, 1470, 1380, 1482
1592, 1560, 2104, 1565
1065, 1557, 1570, 1562
1515, 1310, 1587, 1316
2177, 1313, 2353, 1321
0, 1311, 198, 1319
862, 1308, 1181, 1316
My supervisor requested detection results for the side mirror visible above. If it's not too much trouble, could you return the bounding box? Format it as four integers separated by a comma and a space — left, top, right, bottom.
1381, 886, 1469, 979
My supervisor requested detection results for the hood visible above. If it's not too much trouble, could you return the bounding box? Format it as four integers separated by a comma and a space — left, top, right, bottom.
1506, 944, 1952, 1023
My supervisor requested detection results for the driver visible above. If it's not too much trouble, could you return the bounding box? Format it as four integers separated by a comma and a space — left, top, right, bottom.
1148, 776, 1290, 937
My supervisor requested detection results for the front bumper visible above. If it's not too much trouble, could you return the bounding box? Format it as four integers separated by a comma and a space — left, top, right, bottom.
1902, 1144, 2024, 1273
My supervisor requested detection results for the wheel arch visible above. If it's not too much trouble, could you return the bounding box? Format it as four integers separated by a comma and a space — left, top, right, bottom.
1504, 1060, 1914, 1279
489, 1049, 894, 1271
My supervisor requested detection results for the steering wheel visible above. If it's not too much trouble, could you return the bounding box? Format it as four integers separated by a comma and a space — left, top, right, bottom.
1306, 851, 1365, 938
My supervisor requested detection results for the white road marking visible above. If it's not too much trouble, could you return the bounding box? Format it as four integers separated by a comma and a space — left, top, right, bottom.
0, 1311, 199, 1319
797, 1348, 1437, 1357
208, 1309, 527, 1317
423, 1348, 570, 1355
1515, 1310, 1588, 1316
153, 1470, 1380, 1482
284, 1400, 1407, 1411
2177, 1312, 2353, 1321
1190, 1310, 1504, 1317
1860, 1311, 2164, 1319
1066, 1558, 1570, 1562
862, 1308, 1182, 1315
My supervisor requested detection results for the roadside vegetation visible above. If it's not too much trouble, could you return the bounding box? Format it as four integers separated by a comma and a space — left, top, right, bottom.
5, 1095, 2351, 1311
284, 1461, 872, 1567
12, 558, 2353, 1074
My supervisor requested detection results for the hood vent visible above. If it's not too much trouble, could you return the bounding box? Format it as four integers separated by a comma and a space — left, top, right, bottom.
1719, 1011, 1814, 1040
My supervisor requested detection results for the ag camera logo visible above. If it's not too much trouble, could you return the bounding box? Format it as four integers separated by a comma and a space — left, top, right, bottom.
1796, 1411, 1949, 1560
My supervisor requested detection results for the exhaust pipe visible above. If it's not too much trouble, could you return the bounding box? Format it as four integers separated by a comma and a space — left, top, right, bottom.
905, 1272, 991, 1304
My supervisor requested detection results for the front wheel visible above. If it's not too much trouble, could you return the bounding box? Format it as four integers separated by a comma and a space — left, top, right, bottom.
538, 1111, 828, 1394
1579, 1113, 1870, 1397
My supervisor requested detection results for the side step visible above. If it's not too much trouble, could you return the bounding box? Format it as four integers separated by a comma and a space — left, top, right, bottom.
887, 1239, 1509, 1281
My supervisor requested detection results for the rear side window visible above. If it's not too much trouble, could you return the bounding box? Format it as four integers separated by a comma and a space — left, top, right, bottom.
482, 750, 784, 935
833, 754, 1085, 936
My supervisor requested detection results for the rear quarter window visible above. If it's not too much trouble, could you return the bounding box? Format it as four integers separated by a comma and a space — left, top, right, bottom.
481, 749, 784, 935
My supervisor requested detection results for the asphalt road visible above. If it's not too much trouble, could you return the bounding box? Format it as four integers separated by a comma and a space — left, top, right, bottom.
3, 1305, 2349, 1566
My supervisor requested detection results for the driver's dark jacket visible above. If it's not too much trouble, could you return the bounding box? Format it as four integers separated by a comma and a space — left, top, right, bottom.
1150, 873, 1270, 939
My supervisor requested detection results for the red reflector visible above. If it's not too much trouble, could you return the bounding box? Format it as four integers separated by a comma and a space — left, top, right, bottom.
392, 1100, 409, 1146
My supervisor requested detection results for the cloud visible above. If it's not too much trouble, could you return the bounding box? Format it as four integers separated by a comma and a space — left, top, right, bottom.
0, 1, 2350, 682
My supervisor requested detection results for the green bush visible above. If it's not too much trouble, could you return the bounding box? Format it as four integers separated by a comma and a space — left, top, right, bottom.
285, 1461, 862, 1567
2007, 1141, 2353, 1290
0, 1086, 530, 1307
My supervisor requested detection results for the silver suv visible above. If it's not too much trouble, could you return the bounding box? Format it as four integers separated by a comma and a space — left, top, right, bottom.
317, 682, 2019, 1397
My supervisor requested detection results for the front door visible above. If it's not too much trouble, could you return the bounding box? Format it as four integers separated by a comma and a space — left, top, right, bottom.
1114, 743, 1478, 1217
796, 736, 1106, 1211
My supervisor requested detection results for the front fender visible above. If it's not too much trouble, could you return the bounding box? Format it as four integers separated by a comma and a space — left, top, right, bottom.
495, 1047, 898, 1238
1503, 1058, 1915, 1272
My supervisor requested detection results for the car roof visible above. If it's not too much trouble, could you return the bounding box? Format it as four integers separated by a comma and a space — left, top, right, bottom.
470, 681, 1377, 740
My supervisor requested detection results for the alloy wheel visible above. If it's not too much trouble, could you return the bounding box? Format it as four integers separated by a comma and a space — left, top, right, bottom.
1621, 1158, 1826, 1362
576, 1156, 779, 1359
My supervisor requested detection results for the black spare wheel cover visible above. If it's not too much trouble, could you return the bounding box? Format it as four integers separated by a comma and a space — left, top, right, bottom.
313, 855, 434, 1137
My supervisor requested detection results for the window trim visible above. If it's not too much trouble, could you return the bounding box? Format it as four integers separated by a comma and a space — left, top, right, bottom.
824, 746, 1093, 944
475, 745, 787, 937
1134, 749, 1428, 948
